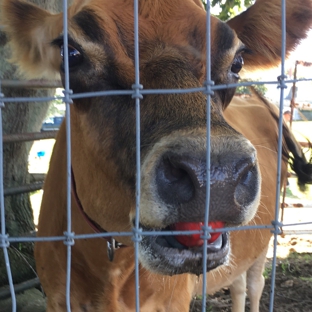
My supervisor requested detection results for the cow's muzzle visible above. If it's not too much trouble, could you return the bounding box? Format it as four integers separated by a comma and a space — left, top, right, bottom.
139, 225, 229, 275
156, 150, 258, 224
137, 133, 261, 275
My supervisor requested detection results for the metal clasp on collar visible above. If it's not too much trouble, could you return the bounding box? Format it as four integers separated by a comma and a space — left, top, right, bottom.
107, 237, 115, 261
107, 237, 123, 261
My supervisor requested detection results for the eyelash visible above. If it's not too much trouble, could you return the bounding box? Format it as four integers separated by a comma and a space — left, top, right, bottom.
51, 37, 84, 69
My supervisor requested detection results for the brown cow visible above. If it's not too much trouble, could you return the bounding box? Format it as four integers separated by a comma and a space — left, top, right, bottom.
2, 0, 312, 311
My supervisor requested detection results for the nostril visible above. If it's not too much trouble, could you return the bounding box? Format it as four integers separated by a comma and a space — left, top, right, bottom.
156, 155, 197, 205
234, 157, 256, 182
163, 158, 188, 183
240, 166, 254, 186
234, 157, 258, 207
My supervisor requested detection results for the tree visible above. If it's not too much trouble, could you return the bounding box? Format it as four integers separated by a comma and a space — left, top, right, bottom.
0, 0, 68, 287
236, 81, 268, 96
203, 0, 255, 21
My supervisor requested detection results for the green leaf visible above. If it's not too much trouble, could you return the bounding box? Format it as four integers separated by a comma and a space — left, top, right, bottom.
202, 0, 255, 21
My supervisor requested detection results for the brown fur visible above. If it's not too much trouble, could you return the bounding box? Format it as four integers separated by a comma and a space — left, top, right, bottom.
2, 0, 312, 311
195, 93, 312, 311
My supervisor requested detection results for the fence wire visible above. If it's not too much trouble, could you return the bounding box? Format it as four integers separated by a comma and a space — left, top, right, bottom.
0, 0, 312, 312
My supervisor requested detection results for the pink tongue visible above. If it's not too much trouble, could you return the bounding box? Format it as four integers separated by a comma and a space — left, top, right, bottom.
170, 221, 224, 247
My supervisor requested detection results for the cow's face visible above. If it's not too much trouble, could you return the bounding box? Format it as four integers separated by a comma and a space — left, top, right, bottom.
54, 3, 259, 275
3, 0, 312, 275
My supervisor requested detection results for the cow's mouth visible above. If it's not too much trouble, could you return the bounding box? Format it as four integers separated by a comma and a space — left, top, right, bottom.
138, 224, 230, 276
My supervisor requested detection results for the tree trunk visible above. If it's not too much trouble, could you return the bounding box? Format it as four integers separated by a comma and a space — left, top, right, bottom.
0, 0, 67, 287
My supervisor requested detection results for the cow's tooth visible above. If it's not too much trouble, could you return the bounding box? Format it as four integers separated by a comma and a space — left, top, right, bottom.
208, 234, 223, 250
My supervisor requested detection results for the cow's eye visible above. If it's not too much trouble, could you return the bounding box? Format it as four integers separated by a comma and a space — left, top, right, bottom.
231, 54, 244, 75
60, 45, 83, 68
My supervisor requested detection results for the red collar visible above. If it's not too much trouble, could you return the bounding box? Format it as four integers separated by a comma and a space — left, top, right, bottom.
71, 167, 127, 261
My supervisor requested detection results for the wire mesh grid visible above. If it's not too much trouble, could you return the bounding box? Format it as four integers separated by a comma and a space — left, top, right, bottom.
0, 0, 312, 311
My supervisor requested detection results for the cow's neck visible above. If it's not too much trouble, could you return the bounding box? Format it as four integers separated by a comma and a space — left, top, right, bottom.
71, 166, 128, 261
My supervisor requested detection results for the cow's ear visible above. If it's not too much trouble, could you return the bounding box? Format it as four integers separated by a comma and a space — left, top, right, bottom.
2, 0, 63, 79
227, 0, 312, 70
192, 0, 205, 9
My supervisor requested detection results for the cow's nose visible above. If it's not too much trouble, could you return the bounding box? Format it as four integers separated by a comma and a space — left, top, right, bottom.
155, 151, 259, 222
233, 157, 258, 207
156, 154, 202, 205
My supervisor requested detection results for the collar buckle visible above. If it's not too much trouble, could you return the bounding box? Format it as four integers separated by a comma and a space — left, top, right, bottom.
107, 237, 122, 261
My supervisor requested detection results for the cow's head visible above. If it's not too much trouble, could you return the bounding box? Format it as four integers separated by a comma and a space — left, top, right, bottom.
2, 0, 312, 275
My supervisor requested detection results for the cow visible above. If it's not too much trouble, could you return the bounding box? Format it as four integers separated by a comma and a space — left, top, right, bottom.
2, 0, 312, 311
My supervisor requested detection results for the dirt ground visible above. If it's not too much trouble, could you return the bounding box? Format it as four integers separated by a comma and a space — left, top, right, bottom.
191, 234, 312, 312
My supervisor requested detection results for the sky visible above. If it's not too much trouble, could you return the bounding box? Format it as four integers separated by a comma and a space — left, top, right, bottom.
248, 29, 312, 106
289, 29, 312, 63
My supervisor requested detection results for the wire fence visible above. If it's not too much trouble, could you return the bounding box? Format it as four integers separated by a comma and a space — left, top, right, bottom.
0, 0, 312, 311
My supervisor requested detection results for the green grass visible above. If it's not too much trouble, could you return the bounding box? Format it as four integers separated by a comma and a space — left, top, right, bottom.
263, 266, 272, 279
288, 252, 312, 261
299, 277, 312, 282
